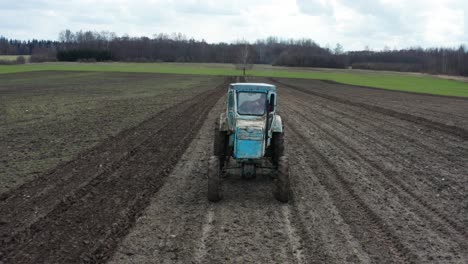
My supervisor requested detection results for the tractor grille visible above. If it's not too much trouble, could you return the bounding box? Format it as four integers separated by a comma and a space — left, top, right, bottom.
237, 127, 263, 140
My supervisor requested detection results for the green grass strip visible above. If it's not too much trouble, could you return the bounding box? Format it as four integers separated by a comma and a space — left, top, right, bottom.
1, 62, 467, 97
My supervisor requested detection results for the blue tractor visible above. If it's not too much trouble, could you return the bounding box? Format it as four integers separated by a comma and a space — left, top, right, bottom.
208, 83, 290, 202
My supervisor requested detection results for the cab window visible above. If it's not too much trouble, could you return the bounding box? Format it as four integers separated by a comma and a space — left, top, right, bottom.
237, 92, 266, 115
268, 93, 275, 112
228, 91, 234, 110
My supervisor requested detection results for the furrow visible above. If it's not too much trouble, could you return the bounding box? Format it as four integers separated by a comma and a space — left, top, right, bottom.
272, 78, 468, 140
287, 122, 417, 263
0, 79, 229, 264
283, 100, 467, 243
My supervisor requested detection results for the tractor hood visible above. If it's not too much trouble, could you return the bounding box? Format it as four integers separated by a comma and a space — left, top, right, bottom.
234, 119, 265, 159
236, 119, 265, 137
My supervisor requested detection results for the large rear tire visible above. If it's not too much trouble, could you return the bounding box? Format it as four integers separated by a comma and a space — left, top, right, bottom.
274, 156, 290, 203
208, 156, 222, 202
214, 122, 229, 169
271, 132, 284, 166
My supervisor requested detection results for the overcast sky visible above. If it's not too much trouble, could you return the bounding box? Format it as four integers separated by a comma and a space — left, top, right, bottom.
0, 0, 466, 50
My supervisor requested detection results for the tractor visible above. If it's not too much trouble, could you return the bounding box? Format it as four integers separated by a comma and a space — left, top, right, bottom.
208, 82, 290, 202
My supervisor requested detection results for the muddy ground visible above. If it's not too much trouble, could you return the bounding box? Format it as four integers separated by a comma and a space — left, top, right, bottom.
0, 72, 222, 193
1, 75, 467, 263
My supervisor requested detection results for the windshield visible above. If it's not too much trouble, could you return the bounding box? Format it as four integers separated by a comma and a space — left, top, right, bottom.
237, 92, 266, 115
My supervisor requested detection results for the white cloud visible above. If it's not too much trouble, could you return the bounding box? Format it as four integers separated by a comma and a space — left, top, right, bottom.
422, 7, 464, 45
0, 0, 466, 50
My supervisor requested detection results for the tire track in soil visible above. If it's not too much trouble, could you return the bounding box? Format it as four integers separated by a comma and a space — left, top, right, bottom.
197, 146, 315, 262
194, 171, 305, 263
286, 123, 417, 263
193, 207, 215, 262
282, 87, 468, 246
270, 78, 468, 140
0, 78, 230, 264
110, 95, 227, 264
285, 138, 372, 264
280, 206, 308, 264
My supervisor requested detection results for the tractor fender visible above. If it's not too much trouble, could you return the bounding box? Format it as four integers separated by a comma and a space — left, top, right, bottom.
219, 112, 229, 131
271, 115, 284, 133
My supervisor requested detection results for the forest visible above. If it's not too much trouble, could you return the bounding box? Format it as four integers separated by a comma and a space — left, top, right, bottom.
1, 30, 466, 76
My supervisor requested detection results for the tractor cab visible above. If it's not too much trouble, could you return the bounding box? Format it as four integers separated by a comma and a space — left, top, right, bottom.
226, 83, 279, 160
228, 83, 276, 118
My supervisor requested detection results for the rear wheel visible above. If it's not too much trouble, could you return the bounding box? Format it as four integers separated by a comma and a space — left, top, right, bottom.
274, 156, 290, 203
208, 156, 222, 202
271, 132, 284, 166
214, 123, 229, 169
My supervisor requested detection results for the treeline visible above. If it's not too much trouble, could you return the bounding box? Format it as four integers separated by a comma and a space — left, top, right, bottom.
57, 49, 112, 62
349, 48, 468, 75
1, 30, 467, 76
0, 38, 57, 62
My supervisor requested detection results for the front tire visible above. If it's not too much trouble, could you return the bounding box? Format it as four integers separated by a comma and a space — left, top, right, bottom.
208, 156, 222, 202
274, 156, 290, 203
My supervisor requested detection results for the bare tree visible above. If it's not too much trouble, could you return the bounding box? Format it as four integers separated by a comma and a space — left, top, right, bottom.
59, 30, 74, 43
235, 41, 253, 76
334, 43, 343, 55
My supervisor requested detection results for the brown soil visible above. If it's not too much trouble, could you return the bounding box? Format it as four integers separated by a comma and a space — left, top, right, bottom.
0, 78, 229, 263
1, 76, 467, 263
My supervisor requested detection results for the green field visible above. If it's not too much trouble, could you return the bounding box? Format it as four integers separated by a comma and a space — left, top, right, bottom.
0, 55, 31, 61
1, 62, 467, 97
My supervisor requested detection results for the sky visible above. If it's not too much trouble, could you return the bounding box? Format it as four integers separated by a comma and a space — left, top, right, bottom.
0, 0, 466, 50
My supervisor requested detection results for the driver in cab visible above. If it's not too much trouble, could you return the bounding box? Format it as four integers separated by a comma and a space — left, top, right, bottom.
239, 95, 265, 115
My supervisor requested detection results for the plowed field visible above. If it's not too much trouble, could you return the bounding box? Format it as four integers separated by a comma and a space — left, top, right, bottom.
1, 72, 467, 263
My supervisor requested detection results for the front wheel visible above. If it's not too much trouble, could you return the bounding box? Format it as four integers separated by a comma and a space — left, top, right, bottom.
207, 156, 222, 202
274, 156, 290, 203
